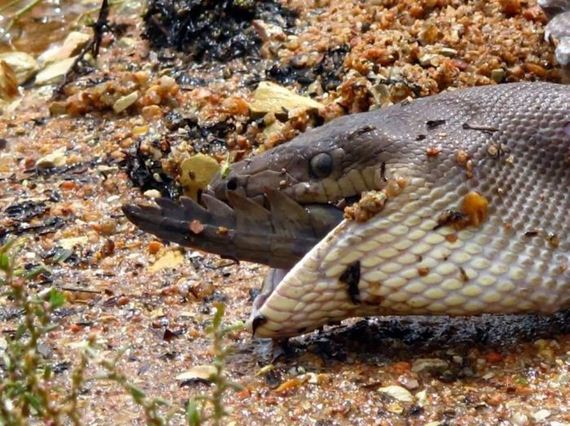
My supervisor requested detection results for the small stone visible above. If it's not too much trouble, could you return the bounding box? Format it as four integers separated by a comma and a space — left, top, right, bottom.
176, 365, 217, 382
36, 147, 67, 169
113, 91, 139, 113
532, 409, 551, 422
49, 101, 68, 116
39, 31, 91, 63
0, 52, 38, 84
252, 19, 285, 42
132, 125, 148, 136
0, 61, 18, 101
147, 241, 163, 254
35, 57, 76, 85
386, 402, 404, 414
511, 412, 529, 426
415, 390, 428, 406
491, 68, 506, 83
186, 279, 214, 300
179, 154, 220, 200
148, 250, 184, 272
59, 236, 89, 250
275, 377, 305, 394
419, 54, 443, 67
141, 104, 163, 120
398, 375, 420, 390
249, 81, 323, 116
438, 47, 457, 57
143, 189, 162, 199
411, 358, 449, 374
378, 385, 415, 402
500, 0, 521, 16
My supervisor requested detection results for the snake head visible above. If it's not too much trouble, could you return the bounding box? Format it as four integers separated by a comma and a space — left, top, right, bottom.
209, 112, 397, 204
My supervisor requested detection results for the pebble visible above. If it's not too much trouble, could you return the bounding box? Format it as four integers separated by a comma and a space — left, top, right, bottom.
249, 81, 323, 116
176, 365, 217, 382
411, 358, 449, 374
438, 47, 458, 57
0, 51, 39, 84
397, 375, 420, 390
39, 31, 91, 64
143, 189, 162, 199
58, 236, 89, 250
532, 409, 551, 422
35, 57, 76, 85
36, 147, 67, 169
491, 68, 506, 82
148, 250, 184, 272
378, 385, 415, 402
113, 91, 139, 113
0, 60, 18, 101
511, 412, 529, 426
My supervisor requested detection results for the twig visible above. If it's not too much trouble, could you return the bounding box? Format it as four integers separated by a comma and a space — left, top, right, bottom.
60, 286, 103, 294
52, 0, 111, 98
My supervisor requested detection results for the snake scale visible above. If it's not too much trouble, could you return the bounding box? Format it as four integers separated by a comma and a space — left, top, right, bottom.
122, 0, 570, 340
124, 82, 569, 338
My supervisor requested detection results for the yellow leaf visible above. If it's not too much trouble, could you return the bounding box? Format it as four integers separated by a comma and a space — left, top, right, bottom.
179, 154, 220, 200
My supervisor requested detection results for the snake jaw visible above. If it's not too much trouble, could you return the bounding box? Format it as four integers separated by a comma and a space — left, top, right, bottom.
124, 82, 569, 339
122, 189, 345, 270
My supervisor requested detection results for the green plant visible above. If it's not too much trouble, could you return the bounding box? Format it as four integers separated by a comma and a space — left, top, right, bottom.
0, 239, 172, 424
0, 239, 244, 425
0, 238, 69, 424
186, 303, 244, 426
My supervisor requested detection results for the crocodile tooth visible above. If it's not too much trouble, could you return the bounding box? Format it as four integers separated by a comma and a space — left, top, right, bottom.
201, 193, 236, 227
266, 190, 313, 237
226, 191, 272, 232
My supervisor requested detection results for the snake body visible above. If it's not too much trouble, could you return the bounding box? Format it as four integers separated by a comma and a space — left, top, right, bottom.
125, 82, 569, 338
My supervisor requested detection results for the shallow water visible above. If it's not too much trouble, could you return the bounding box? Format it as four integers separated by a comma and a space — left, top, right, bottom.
0, 0, 92, 54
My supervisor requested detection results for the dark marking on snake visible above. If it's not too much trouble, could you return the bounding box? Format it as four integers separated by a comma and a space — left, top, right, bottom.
416, 134, 427, 141
524, 229, 541, 237
380, 161, 387, 182
348, 125, 376, 140
426, 119, 446, 130
462, 122, 499, 134
251, 315, 267, 334
339, 261, 361, 304
459, 266, 469, 282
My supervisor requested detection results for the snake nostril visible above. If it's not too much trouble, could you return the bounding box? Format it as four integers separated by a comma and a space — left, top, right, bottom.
226, 177, 238, 191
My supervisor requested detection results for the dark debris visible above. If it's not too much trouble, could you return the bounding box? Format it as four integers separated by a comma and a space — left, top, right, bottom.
4, 200, 48, 222
291, 311, 570, 361
266, 45, 350, 90
123, 141, 180, 199
143, 0, 297, 61
0, 217, 66, 242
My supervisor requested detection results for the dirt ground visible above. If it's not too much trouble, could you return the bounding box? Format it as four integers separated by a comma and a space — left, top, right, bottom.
1, 0, 569, 424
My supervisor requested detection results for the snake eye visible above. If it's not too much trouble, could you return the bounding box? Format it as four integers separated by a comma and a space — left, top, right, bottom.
309, 152, 333, 179
226, 177, 238, 190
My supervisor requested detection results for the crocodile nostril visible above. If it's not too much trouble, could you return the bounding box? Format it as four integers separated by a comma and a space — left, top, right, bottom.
226, 177, 238, 191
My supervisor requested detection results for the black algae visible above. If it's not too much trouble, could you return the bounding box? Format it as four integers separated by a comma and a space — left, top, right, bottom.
143, 0, 297, 61
266, 45, 350, 90
123, 142, 180, 198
